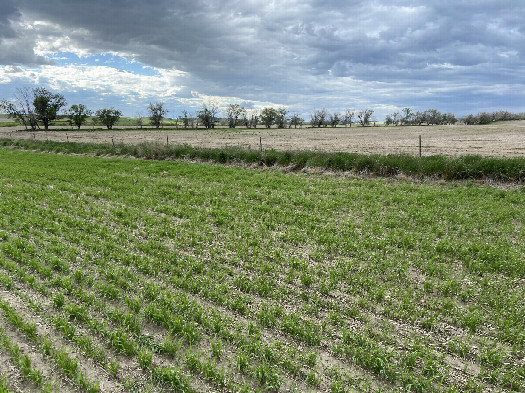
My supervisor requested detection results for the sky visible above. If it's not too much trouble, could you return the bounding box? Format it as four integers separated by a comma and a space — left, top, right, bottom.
0, 0, 524, 119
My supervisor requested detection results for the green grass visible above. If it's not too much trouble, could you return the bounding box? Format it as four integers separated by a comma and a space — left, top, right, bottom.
0, 115, 192, 128
0, 148, 524, 392
2, 138, 525, 181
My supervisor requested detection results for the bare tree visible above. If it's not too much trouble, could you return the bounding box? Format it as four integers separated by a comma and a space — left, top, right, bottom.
343, 109, 354, 127
288, 112, 303, 128
385, 112, 400, 126
329, 112, 340, 127
135, 112, 144, 129
2, 87, 66, 130
0, 88, 38, 130
181, 110, 190, 128
310, 108, 328, 127
246, 110, 259, 128
357, 109, 374, 126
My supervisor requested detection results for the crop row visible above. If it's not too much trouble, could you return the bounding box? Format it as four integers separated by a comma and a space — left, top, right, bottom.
0, 148, 524, 392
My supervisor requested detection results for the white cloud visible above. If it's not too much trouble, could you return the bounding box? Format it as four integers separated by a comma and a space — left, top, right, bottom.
0, 64, 185, 99
1, 0, 524, 117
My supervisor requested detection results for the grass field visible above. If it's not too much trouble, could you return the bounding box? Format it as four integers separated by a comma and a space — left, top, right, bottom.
0, 148, 524, 392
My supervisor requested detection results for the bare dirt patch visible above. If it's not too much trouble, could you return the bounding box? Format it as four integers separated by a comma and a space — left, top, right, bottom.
2, 121, 525, 157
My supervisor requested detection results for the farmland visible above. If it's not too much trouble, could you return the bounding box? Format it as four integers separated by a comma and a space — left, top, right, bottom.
1, 120, 525, 158
0, 147, 524, 392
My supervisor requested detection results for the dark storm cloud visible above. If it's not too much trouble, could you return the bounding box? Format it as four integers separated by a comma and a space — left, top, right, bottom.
2, 0, 525, 115
0, 0, 52, 65
0, 0, 19, 38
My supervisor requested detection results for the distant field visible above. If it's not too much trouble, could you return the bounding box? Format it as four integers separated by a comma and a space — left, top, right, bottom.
1, 121, 525, 157
0, 148, 524, 392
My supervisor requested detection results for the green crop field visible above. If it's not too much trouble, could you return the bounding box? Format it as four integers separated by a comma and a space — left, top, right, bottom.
0, 148, 524, 392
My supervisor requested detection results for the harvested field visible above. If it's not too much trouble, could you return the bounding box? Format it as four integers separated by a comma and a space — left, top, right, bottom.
1, 121, 525, 157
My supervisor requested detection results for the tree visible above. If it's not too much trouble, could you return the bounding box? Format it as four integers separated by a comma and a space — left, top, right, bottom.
444, 113, 457, 125
424, 109, 442, 125
310, 108, 328, 127
329, 112, 340, 127
343, 109, 354, 127
197, 101, 219, 129
1, 87, 66, 130
181, 110, 190, 128
413, 111, 425, 126
357, 109, 374, 126
246, 110, 259, 128
275, 107, 287, 128
66, 104, 91, 129
260, 107, 277, 128
95, 108, 121, 129
0, 87, 38, 130
288, 112, 303, 128
135, 112, 144, 129
148, 102, 167, 128
385, 112, 402, 126
401, 107, 413, 125
32, 88, 66, 130
226, 104, 246, 128
478, 112, 492, 125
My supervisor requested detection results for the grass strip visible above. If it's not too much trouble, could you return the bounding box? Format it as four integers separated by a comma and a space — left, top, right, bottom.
1, 138, 525, 181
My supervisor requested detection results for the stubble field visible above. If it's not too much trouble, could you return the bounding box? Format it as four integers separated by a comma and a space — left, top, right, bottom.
1, 121, 525, 157
0, 147, 524, 392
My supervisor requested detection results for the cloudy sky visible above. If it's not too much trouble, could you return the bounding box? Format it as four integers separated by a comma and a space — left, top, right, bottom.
0, 0, 524, 119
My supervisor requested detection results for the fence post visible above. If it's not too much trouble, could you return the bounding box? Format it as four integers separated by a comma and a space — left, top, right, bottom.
419, 135, 422, 158
259, 137, 262, 151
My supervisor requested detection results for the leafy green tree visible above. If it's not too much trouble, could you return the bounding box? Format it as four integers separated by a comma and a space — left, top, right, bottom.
32, 88, 66, 130
444, 113, 457, 125
66, 104, 92, 129
95, 108, 121, 129
260, 107, 277, 128
401, 107, 413, 125
148, 102, 167, 128
275, 107, 287, 128
226, 104, 246, 128
197, 101, 218, 129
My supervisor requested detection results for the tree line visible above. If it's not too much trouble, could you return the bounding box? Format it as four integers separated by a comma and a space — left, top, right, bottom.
2, 86, 524, 130
0, 87, 122, 130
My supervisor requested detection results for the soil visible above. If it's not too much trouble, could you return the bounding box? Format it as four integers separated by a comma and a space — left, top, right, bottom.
1, 121, 525, 157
